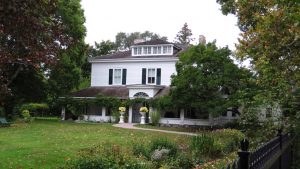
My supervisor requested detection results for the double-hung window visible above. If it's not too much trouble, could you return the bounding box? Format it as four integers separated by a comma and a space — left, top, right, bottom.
113, 69, 122, 84
147, 68, 156, 84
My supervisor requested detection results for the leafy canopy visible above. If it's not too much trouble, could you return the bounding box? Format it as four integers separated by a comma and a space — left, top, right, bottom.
171, 42, 248, 116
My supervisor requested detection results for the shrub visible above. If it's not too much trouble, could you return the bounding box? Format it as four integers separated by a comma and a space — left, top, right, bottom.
149, 138, 178, 158
190, 133, 222, 158
133, 143, 149, 158
21, 109, 33, 123
66, 143, 152, 169
150, 111, 161, 126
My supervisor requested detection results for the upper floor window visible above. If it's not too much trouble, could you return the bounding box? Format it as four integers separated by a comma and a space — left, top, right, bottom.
148, 68, 156, 84
109, 68, 127, 85
114, 69, 122, 84
132, 45, 172, 56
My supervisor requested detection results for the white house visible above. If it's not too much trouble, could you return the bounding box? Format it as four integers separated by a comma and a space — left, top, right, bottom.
61, 39, 238, 126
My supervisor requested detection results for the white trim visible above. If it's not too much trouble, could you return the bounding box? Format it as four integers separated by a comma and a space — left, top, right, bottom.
89, 57, 179, 63
131, 45, 173, 56
112, 68, 122, 85
147, 68, 156, 84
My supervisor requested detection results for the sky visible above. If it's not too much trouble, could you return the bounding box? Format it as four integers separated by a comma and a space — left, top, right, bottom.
81, 0, 241, 50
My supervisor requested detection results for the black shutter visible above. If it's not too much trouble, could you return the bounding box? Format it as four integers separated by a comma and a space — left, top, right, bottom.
109, 69, 113, 85
142, 68, 146, 84
122, 69, 127, 85
156, 68, 161, 85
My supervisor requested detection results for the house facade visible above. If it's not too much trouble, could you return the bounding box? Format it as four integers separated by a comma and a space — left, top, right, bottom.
61, 39, 238, 126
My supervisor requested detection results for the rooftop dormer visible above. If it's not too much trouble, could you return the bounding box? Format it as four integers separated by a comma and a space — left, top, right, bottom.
130, 39, 175, 56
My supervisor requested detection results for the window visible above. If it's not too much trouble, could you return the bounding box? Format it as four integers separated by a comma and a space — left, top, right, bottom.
157, 46, 161, 54
114, 69, 122, 84
153, 46, 157, 54
148, 68, 155, 84
143, 47, 148, 54
185, 108, 209, 119
163, 109, 180, 118
147, 47, 151, 54
137, 47, 142, 55
133, 47, 138, 55
167, 46, 172, 53
163, 46, 168, 54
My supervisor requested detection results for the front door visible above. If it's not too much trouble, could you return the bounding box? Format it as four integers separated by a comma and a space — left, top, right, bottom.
132, 103, 142, 123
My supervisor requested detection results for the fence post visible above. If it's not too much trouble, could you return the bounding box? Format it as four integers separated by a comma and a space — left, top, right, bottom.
238, 138, 250, 169
277, 129, 283, 169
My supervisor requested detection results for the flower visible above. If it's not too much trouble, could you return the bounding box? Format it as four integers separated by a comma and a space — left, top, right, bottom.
139, 107, 148, 113
119, 107, 126, 112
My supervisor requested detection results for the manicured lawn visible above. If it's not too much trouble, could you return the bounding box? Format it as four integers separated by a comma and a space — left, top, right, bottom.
0, 119, 190, 169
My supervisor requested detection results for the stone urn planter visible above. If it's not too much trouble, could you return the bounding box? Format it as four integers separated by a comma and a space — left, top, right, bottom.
139, 111, 146, 124
118, 107, 126, 124
139, 107, 148, 124
119, 111, 125, 124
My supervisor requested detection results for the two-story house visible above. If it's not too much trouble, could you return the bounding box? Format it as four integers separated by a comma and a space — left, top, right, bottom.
61, 39, 238, 126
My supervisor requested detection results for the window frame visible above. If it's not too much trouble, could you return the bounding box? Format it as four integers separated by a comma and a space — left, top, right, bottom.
147, 68, 156, 84
131, 45, 173, 56
113, 68, 122, 85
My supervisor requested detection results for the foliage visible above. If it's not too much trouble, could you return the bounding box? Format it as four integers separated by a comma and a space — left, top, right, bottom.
171, 42, 249, 116
21, 109, 33, 123
175, 23, 194, 44
66, 143, 151, 169
217, 0, 300, 107
0, 0, 71, 98
139, 107, 148, 113
0, 107, 5, 117
19, 103, 49, 112
115, 31, 168, 50
149, 138, 178, 158
191, 134, 222, 158
149, 95, 174, 110
88, 40, 116, 58
150, 111, 161, 126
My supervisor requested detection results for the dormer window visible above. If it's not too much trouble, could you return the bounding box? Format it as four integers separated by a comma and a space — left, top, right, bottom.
131, 45, 173, 56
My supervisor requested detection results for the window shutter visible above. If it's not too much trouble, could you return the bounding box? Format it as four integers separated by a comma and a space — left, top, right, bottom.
156, 68, 161, 85
122, 69, 127, 85
109, 69, 113, 85
142, 68, 146, 84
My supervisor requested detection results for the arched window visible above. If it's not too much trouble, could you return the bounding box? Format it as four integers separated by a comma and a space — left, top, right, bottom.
133, 92, 149, 98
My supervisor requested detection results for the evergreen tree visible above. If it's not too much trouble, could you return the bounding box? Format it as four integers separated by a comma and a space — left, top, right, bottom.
175, 23, 194, 44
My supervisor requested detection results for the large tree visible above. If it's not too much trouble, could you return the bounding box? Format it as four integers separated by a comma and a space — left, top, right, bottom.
47, 0, 87, 110
174, 23, 194, 44
217, 0, 300, 101
0, 0, 71, 103
115, 31, 167, 50
171, 42, 249, 116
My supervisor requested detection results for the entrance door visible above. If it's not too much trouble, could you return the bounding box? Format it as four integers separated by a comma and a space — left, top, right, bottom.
132, 103, 142, 123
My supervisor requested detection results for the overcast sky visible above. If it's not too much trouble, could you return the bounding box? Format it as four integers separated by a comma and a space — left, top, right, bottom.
81, 0, 240, 50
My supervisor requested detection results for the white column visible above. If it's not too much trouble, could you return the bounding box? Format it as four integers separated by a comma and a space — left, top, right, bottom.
209, 113, 214, 125
101, 107, 106, 117
61, 106, 66, 121
128, 106, 133, 123
180, 108, 184, 125
149, 107, 154, 123
227, 108, 232, 119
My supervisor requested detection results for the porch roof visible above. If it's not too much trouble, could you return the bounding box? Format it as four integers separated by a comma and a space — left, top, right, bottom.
68, 86, 171, 99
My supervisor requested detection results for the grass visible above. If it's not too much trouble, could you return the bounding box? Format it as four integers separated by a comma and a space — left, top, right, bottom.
0, 119, 190, 169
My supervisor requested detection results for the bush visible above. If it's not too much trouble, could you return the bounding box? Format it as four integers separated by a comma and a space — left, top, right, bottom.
65, 143, 152, 169
150, 111, 161, 126
133, 143, 150, 158
21, 109, 33, 123
191, 134, 222, 158
149, 138, 178, 158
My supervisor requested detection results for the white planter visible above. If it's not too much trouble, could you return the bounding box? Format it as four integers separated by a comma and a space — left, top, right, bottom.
119, 112, 125, 124
140, 111, 146, 124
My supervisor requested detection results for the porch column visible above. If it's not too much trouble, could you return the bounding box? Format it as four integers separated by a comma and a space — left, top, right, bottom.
209, 113, 213, 125
180, 108, 184, 125
128, 106, 133, 123
101, 107, 106, 118
149, 107, 154, 123
61, 106, 66, 121
227, 108, 232, 119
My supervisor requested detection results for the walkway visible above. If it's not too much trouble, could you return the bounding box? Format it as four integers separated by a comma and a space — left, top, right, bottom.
113, 123, 197, 136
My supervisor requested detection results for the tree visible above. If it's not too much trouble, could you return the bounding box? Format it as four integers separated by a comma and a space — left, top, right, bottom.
217, 0, 300, 101
47, 0, 87, 100
88, 40, 116, 57
115, 31, 167, 50
171, 42, 248, 116
175, 23, 194, 44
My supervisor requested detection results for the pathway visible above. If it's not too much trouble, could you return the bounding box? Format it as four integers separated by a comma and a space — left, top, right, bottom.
113, 123, 197, 136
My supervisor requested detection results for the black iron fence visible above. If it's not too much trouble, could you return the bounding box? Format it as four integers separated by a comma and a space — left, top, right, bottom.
224, 130, 295, 169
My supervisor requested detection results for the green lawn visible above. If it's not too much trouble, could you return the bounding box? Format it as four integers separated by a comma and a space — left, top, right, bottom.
0, 119, 189, 169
